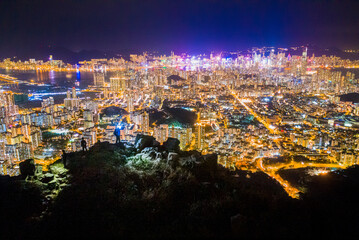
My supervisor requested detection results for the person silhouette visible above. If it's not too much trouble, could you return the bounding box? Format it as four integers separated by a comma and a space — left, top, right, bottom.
62, 150, 67, 167
81, 137, 87, 151
114, 126, 121, 144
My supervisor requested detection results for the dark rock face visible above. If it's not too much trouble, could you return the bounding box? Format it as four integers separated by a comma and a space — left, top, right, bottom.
162, 137, 180, 152
19, 159, 35, 177
141, 147, 157, 159
167, 152, 179, 168
42, 173, 54, 183
180, 153, 201, 168
203, 154, 218, 172
134, 134, 157, 151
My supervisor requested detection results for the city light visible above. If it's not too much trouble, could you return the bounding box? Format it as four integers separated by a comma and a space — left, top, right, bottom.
0, 46, 357, 200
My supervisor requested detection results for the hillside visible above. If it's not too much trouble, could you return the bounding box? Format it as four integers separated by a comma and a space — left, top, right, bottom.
1, 135, 359, 239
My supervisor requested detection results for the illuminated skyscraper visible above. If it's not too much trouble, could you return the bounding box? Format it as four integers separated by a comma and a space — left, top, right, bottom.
94, 72, 105, 87
154, 124, 168, 144
72, 87, 77, 98
196, 124, 205, 151
169, 126, 192, 150
64, 88, 79, 110
140, 111, 149, 133
127, 94, 134, 113
110, 76, 127, 92
83, 109, 94, 129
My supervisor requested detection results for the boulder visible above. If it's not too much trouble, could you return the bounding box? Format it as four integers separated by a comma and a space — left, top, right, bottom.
162, 151, 168, 159
141, 147, 157, 160
48, 179, 59, 190
135, 134, 156, 151
141, 147, 156, 154
155, 152, 163, 160
153, 140, 161, 148
162, 138, 180, 152
179, 153, 202, 169
203, 154, 218, 171
42, 173, 54, 183
19, 159, 35, 177
167, 152, 179, 168
49, 164, 68, 176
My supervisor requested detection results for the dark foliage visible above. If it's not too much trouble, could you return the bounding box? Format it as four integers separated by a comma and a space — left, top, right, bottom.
2, 142, 359, 239
0, 176, 44, 239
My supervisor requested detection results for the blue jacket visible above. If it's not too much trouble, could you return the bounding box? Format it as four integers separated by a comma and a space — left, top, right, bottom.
114, 128, 121, 137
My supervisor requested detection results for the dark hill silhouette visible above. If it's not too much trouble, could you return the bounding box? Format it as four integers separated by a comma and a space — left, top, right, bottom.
340, 92, 359, 103
167, 75, 185, 85
101, 106, 128, 116
1, 136, 359, 239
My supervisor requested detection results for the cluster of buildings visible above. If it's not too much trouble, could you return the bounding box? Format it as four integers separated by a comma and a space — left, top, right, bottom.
1, 46, 359, 178
0, 92, 42, 175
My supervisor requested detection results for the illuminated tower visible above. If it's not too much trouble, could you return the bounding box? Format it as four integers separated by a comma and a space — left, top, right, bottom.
110, 76, 127, 92
103, 88, 109, 99
72, 87, 77, 99
64, 88, 79, 110
154, 124, 168, 144
140, 111, 149, 133
94, 72, 105, 87
301, 47, 308, 75
127, 94, 134, 113
196, 124, 205, 151
83, 109, 94, 129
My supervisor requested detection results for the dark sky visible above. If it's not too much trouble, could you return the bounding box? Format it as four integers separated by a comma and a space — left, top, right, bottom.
1, 0, 359, 54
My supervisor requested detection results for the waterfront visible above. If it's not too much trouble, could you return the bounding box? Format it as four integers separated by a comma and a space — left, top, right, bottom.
0, 69, 101, 107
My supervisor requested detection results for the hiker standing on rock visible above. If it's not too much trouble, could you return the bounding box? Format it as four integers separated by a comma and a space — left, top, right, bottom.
81, 137, 87, 151
62, 150, 67, 167
114, 126, 121, 144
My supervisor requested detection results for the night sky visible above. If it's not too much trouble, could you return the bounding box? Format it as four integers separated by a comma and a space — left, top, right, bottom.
1, 0, 359, 55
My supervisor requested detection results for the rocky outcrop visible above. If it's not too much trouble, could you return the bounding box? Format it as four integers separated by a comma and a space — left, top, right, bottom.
19, 159, 35, 177
162, 137, 180, 152
135, 134, 159, 151
167, 152, 179, 168
26, 161, 70, 201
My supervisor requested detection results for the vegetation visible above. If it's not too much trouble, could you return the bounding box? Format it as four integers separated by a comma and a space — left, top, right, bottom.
1, 138, 359, 239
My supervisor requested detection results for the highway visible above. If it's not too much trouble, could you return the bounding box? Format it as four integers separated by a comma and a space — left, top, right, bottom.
228, 87, 304, 198
229, 88, 279, 134
257, 157, 301, 198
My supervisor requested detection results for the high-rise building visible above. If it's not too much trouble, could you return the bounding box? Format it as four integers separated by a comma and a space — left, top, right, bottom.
110, 76, 127, 92
169, 126, 192, 149
154, 124, 169, 144
196, 124, 205, 151
140, 111, 149, 133
94, 72, 105, 87
64, 88, 79, 110
127, 94, 134, 113
83, 110, 94, 129
72, 87, 77, 99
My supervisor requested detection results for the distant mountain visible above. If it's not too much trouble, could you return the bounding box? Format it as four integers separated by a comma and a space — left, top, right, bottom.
0, 45, 122, 64
2, 44, 359, 64
288, 44, 359, 60
167, 75, 184, 81
340, 92, 359, 103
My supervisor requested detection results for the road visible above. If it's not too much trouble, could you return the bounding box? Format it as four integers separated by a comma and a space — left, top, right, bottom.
257, 157, 301, 198
228, 88, 303, 198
